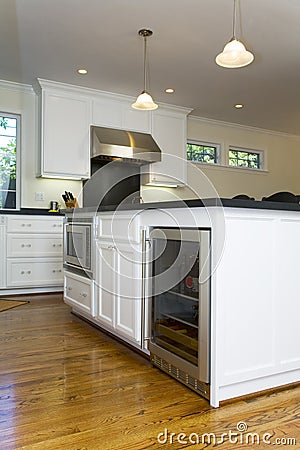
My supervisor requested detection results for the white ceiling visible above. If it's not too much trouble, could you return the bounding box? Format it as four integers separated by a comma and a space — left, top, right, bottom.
1, 0, 300, 135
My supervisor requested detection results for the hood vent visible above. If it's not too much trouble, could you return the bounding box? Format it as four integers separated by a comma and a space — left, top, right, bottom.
91, 126, 162, 165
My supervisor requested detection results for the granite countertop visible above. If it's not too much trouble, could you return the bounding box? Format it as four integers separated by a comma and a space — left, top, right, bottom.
62, 197, 300, 214
0, 208, 64, 216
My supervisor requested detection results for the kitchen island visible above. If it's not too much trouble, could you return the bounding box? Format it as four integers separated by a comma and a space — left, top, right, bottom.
64, 198, 300, 407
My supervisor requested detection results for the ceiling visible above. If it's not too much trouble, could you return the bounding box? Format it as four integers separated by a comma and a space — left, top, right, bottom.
1, 0, 300, 135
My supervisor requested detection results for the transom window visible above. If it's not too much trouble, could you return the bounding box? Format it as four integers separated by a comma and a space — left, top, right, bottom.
187, 141, 219, 164
0, 113, 19, 209
229, 147, 262, 169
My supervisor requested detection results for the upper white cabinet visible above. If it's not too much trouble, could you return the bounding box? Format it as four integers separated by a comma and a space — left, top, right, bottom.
36, 79, 190, 184
142, 105, 191, 186
36, 79, 91, 180
92, 95, 151, 133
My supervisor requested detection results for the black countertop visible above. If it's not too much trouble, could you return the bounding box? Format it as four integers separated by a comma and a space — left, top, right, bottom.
62, 197, 300, 214
0, 208, 64, 216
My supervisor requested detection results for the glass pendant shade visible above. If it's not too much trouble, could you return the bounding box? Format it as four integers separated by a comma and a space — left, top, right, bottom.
215, 38, 254, 68
132, 91, 158, 110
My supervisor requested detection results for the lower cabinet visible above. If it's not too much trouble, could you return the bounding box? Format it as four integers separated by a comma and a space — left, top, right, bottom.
7, 259, 63, 287
95, 240, 142, 344
64, 271, 95, 317
2, 214, 64, 291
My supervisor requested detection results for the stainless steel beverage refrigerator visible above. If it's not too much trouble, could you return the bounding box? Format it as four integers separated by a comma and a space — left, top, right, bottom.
147, 227, 211, 400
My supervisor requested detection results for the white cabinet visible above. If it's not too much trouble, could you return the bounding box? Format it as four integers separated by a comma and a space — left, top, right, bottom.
142, 105, 191, 186
64, 271, 95, 317
94, 211, 143, 345
37, 79, 91, 179
95, 240, 142, 343
5, 215, 64, 289
92, 95, 151, 133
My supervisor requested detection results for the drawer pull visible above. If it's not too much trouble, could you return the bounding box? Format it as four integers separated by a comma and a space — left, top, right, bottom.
80, 292, 88, 298
21, 270, 25, 274
27, 270, 31, 274
21, 244, 32, 248
67, 286, 72, 291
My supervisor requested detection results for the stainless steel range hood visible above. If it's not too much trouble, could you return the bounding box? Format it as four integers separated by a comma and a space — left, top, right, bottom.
91, 126, 161, 165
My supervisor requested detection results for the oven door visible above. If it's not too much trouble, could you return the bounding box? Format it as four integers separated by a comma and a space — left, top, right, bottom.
64, 223, 91, 272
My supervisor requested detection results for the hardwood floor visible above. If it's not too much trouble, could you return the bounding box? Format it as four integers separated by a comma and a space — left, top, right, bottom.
0, 294, 299, 449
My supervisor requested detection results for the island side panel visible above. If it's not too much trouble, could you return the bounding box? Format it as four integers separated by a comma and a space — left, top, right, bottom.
213, 208, 300, 404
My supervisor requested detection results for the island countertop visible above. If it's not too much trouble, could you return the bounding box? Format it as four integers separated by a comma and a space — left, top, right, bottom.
63, 197, 300, 215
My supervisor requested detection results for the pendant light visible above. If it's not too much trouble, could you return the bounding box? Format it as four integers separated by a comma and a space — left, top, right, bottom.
215, 0, 254, 68
132, 29, 158, 110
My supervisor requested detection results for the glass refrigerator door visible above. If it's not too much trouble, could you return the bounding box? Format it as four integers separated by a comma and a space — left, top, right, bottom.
150, 228, 210, 368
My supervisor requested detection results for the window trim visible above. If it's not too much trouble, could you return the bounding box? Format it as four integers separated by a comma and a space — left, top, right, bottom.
0, 111, 21, 210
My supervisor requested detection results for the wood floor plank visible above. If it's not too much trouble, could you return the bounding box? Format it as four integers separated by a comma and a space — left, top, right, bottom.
0, 294, 299, 449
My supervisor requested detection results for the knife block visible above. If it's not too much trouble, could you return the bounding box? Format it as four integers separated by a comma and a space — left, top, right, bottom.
64, 198, 79, 209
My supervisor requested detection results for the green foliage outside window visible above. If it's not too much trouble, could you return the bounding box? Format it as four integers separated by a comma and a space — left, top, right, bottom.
187, 143, 217, 164
229, 149, 260, 169
0, 116, 17, 208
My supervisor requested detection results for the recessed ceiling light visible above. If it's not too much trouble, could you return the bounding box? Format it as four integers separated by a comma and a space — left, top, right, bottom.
165, 88, 175, 93
77, 68, 88, 75
234, 104, 244, 109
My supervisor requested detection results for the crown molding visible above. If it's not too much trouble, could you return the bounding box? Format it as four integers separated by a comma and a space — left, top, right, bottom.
188, 114, 300, 139
0, 79, 34, 94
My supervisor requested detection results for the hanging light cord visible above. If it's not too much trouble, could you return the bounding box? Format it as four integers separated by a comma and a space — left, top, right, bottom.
232, 0, 237, 39
143, 33, 147, 92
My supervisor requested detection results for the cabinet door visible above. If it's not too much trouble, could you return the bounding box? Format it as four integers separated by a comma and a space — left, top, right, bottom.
114, 243, 142, 342
92, 97, 151, 132
142, 107, 189, 186
41, 90, 91, 179
96, 242, 115, 328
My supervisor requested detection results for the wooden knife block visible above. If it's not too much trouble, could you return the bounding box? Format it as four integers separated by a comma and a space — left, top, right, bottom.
65, 198, 79, 209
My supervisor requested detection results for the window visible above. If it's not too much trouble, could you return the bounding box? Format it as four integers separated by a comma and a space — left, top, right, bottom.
187, 141, 220, 164
228, 147, 262, 170
0, 113, 19, 209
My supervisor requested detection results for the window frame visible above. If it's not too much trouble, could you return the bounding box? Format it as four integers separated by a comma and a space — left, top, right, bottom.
0, 111, 21, 210
227, 145, 266, 171
187, 139, 222, 165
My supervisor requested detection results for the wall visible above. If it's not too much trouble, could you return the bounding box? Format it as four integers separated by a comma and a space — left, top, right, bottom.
0, 81, 82, 209
142, 115, 300, 202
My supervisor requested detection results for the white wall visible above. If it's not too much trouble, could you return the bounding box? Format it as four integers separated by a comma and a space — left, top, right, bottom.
0, 81, 82, 209
142, 115, 300, 202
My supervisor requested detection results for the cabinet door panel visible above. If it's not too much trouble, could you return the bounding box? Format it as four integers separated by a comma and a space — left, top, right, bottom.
96, 244, 115, 328
42, 91, 90, 178
115, 245, 141, 341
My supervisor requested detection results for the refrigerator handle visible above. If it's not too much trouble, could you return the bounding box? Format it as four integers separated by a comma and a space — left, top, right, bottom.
141, 228, 150, 349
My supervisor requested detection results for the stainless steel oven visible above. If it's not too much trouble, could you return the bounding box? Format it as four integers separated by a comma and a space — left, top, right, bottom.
64, 217, 93, 276
147, 227, 211, 400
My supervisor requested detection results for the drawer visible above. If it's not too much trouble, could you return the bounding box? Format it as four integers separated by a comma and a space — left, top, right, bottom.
7, 235, 63, 257
64, 271, 94, 316
97, 213, 141, 242
7, 258, 63, 287
7, 216, 63, 233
